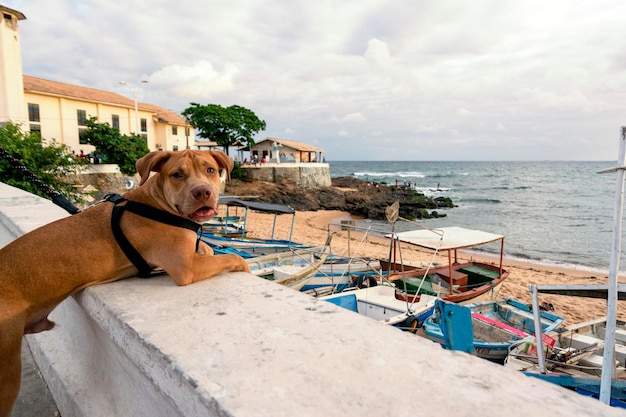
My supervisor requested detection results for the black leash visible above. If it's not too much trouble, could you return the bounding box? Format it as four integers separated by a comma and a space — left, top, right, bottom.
0, 145, 80, 215
104, 193, 202, 278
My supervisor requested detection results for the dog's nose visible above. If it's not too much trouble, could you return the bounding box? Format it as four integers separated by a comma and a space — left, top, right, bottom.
192, 185, 212, 201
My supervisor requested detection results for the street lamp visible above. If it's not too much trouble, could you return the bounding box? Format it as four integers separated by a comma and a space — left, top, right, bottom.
119, 80, 148, 133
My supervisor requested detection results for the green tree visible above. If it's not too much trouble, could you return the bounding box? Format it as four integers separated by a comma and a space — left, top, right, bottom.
0, 123, 90, 203
182, 103, 266, 155
82, 117, 150, 175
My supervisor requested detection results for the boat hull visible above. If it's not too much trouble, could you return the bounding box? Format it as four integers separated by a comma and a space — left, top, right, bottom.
383, 260, 510, 305
506, 317, 626, 388
423, 298, 564, 363
247, 246, 330, 291
321, 284, 437, 331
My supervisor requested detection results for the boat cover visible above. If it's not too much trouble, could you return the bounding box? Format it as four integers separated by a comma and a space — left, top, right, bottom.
218, 196, 295, 215
389, 227, 504, 251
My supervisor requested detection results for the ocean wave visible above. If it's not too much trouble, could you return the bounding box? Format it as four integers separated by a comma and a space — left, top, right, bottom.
457, 198, 502, 204
353, 171, 426, 178
505, 252, 612, 274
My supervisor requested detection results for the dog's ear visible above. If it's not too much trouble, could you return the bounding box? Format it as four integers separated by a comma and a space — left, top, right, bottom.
208, 150, 235, 183
136, 151, 172, 185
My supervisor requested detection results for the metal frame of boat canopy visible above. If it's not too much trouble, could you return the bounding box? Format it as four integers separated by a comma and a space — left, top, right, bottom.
218, 197, 296, 241
387, 226, 505, 288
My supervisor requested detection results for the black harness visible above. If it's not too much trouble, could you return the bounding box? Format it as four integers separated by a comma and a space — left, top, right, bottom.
104, 193, 202, 278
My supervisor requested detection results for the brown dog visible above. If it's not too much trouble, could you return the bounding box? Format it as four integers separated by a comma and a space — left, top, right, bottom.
0, 150, 251, 416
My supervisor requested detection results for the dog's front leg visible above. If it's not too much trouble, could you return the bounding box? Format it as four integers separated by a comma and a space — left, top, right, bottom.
166, 248, 251, 286
0, 323, 25, 417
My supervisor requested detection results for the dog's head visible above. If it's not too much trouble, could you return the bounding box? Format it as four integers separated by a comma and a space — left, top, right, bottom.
135, 150, 234, 222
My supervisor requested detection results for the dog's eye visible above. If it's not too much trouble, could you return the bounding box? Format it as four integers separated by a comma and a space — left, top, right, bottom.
207, 167, 216, 174
172, 171, 184, 179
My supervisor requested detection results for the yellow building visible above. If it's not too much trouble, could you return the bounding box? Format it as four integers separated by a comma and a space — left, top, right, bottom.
0, 5, 193, 154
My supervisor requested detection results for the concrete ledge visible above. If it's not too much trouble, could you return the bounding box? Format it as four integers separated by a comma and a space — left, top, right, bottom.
0, 182, 622, 416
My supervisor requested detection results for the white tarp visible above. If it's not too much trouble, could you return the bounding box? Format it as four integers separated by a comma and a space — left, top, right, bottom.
388, 226, 504, 251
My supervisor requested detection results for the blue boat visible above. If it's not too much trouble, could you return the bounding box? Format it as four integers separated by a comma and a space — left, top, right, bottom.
422, 298, 565, 363
201, 197, 308, 257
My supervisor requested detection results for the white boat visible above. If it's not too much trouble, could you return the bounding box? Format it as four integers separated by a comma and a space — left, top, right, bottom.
247, 243, 331, 291
505, 316, 626, 407
301, 256, 383, 295
320, 284, 437, 332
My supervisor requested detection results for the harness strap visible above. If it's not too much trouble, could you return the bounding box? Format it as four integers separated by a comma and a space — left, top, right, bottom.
105, 193, 202, 278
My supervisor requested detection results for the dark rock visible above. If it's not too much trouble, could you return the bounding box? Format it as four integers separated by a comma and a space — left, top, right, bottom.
225, 176, 454, 221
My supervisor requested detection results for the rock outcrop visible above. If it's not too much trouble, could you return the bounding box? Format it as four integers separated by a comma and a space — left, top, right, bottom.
225, 176, 454, 221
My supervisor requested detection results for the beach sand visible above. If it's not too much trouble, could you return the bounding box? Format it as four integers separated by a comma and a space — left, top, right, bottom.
240, 209, 626, 325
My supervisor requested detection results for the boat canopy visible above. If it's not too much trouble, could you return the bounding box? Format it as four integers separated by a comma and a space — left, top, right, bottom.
217, 196, 296, 240
219, 197, 295, 215
389, 227, 504, 251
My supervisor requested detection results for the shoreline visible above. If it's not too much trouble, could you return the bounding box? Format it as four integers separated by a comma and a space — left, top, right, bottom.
241, 209, 626, 325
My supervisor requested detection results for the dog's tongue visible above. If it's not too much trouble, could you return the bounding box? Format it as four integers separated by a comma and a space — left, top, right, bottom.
192, 206, 217, 219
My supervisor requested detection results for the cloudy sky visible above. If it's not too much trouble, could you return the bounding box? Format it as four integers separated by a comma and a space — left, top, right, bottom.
5, 0, 626, 160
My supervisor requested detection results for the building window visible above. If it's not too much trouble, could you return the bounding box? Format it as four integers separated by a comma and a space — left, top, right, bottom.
140, 118, 147, 132
30, 124, 41, 135
28, 103, 41, 134
112, 114, 120, 130
28, 103, 40, 122
172, 126, 178, 135
79, 128, 88, 145
173, 145, 179, 151
3, 13, 15, 30
77, 110, 87, 126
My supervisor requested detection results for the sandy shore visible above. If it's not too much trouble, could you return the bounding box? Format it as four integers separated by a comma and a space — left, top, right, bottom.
241, 209, 626, 325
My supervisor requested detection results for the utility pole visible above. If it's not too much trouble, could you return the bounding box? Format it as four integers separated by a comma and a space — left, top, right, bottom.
119, 80, 148, 133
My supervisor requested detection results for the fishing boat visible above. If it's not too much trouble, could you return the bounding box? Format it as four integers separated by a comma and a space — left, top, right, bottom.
300, 256, 383, 295
505, 316, 626, 407
201, 214, 246, 237
320, 284, 437, 332
422, 298, 565, 363
382, 226, 510, 305
201, 197, 307, 256
203, 233, 307, 256
247, 242, 331, 291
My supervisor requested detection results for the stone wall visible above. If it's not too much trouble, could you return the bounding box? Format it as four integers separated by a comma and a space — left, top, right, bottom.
76, 164, 227, 202
0, 181, 619, 417
78, 165, 139, 201
240, 162, 331, 188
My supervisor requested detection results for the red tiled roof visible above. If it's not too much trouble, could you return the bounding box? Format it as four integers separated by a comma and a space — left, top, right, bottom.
23, 75, 187, 126
259, 137, 325, 152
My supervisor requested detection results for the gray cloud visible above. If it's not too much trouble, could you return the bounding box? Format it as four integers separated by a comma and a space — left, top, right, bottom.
7, 0, 626, 160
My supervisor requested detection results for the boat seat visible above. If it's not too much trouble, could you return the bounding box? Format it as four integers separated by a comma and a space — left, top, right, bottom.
615, 343, 626, 364
435, 269, 468, 289
615, 329, 626, 344
458, 265, 499, 287
325, 294, 359, 313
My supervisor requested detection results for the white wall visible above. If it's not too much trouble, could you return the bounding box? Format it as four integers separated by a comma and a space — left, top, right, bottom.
0, 182, 621, 417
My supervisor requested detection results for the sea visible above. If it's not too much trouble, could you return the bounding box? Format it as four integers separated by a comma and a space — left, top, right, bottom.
328, 160, 626, 274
